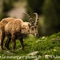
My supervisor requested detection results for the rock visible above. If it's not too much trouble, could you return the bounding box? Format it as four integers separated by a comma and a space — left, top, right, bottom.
45, 55, 54, 59
28, 51, 39, 56
34, 58, 38, 60
6, 51, 13, 55
42, 36, 45, 39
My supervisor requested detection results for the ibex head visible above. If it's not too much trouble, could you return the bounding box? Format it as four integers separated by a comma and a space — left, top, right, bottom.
24, 13, 39, 37
21, 22, 30, 34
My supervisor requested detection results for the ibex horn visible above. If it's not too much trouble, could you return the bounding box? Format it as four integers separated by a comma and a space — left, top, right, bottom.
34, 13, 39, 25
23, 13, 32, 22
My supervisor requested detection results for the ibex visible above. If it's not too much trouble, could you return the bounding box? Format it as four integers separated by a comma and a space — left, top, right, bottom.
0, 13, 38, 49
0, 18, 15, 51
5, 13, 39, 50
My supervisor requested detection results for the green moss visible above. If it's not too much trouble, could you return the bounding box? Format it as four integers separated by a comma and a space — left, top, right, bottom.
0, 32, 60, 60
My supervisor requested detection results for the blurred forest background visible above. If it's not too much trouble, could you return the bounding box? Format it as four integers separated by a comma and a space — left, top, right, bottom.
0, 0, 60, 36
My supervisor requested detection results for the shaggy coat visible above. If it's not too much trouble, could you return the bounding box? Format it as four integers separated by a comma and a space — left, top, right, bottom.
0, 22, 5, 51
0, 18, 15, 51
1, 18, 15, 25
5, 19, 30, 50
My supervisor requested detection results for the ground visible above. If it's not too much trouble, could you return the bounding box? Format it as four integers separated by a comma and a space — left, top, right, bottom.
0, 32, 60, 60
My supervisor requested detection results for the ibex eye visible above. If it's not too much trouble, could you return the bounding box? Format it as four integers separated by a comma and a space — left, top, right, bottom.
31, 28, 34, 30
34, 26, 37, 28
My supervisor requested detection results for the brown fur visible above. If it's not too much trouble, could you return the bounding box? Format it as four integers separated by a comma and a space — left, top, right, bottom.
1, 17, 15, 25
0, 17, 15, 51
0, 22, 5, 51
5, 19, 31, 50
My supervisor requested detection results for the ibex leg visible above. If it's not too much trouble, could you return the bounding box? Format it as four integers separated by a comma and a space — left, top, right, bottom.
5, 36, 11, 49
12, 34, 16, 50
19, 37, 24, 50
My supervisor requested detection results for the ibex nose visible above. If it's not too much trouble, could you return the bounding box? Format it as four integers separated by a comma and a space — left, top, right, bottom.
35, 33, 39, 37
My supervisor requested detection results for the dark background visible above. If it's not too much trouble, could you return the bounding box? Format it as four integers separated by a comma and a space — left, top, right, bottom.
0, 0, 60, 36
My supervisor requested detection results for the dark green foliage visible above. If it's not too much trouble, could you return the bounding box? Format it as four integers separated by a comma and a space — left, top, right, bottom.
3, 0, 14, 12
43, 0, 60, 35
27, 0, 44, 15
0, 0, 15, 20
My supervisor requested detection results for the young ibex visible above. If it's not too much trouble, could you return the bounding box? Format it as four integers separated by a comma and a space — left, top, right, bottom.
5, 13, 39, 50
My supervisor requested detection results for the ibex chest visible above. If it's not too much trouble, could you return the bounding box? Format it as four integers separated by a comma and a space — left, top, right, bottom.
15, 32, 27, 39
